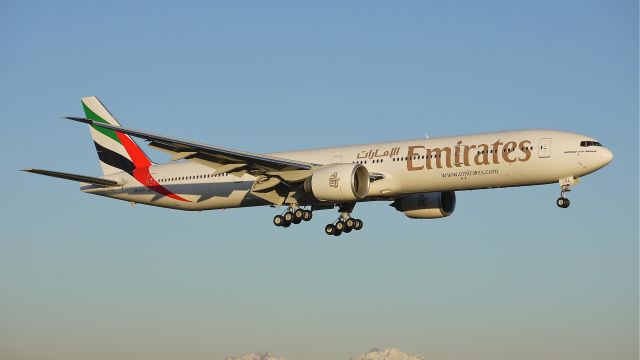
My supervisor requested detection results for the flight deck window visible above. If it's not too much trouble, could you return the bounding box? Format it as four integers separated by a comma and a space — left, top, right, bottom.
580, 140, 602, 147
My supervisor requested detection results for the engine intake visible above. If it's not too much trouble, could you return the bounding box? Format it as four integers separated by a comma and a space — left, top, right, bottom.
391, 191, 456, 219
306, 163, 370, 202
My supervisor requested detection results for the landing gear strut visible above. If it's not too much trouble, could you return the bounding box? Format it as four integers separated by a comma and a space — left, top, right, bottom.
273, 206, 312, 228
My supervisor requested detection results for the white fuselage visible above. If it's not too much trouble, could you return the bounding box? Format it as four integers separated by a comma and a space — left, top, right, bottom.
81, 129, 613, 210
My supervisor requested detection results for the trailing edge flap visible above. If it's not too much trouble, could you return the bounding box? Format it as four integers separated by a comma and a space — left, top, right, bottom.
22, 169, 123, 187
252, 176, 282, 192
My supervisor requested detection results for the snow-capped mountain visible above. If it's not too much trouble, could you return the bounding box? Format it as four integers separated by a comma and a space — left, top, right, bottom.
225, 347, 425, 360
224, 352, 287, 360
351, 348, 426, 360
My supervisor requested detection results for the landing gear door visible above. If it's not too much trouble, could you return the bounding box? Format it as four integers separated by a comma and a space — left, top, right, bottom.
538, 138, 552, 158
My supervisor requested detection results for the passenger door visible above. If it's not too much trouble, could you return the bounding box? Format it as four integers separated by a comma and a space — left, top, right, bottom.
538, 138, 552, 158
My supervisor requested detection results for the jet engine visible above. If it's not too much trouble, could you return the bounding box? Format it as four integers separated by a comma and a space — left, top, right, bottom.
305, 163, 370, 202
391, 191, 456, 219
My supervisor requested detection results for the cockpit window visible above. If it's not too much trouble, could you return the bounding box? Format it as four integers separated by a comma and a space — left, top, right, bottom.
580, 140, 602, 147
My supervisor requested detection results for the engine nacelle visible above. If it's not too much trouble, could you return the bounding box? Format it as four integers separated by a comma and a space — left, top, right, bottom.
391, 191, 456, 219
306, 163, 370, 202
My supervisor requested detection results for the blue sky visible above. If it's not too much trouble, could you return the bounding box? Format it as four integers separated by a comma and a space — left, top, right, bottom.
0, 1, 637, 359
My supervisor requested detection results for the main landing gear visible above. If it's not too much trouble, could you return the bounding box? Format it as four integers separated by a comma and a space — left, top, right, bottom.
273, 206, 313, 228
273, 203, 364, 236
324, 217, 363, 236
324, 203, 363, 236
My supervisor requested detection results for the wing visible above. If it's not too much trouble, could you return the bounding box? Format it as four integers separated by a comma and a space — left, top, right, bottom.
22, 168, 123, 187
64, 116, 317, 205
65, 117, 315, 177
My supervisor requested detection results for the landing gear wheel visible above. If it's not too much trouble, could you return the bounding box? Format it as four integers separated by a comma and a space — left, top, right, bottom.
325, 224, 336, 235
353, 219, 363, 230
556, 197, 570, 208
345, 218, 356, 229
273, 215, 285, 227
335, 221, 346, 232
284, 212, 294, 223
303, 210, 313, 221
294, 209, 305, 221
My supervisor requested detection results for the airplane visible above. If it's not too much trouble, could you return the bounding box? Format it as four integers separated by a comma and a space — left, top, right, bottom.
24, 96, 614, 236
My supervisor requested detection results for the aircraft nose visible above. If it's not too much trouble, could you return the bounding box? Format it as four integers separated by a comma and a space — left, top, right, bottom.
600, 147, 614, 166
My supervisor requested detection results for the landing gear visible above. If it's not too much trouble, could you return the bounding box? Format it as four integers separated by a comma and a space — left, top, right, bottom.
556, 177, 576, 209
324, 204, 363, 236
324, 217, 363, 236
273, 203, 364, 235
273, 206, 313, 228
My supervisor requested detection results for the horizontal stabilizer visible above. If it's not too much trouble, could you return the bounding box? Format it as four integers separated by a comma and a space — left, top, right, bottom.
22, 168, 123, 187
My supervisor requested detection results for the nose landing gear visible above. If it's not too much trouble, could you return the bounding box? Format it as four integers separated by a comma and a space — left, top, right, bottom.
556, 176, 578, 208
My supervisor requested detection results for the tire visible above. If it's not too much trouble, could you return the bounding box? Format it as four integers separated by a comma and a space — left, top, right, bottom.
333, 228, 342, 236
284, 212, 294, 222
562, 198, 570, 208
303, 210, 313, 221
273, 215, 284, 226
556, 197, 566, 208
325, 224, 335, 235
294, 209, 304, 220
335, 221, 345, 231
353, 219, 363, 230
345, 218, 355, 229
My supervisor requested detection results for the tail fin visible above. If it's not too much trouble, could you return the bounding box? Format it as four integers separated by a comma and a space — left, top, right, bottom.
82, 96, 153, 175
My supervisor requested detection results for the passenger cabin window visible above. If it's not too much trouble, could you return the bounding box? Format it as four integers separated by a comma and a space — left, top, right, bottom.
580, 140, 602, 147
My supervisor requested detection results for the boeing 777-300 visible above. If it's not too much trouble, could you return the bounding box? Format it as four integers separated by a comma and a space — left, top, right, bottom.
24, 96, 614, 235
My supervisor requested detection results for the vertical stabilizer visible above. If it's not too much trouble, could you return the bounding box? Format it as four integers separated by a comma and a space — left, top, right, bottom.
82, 96, 153, 175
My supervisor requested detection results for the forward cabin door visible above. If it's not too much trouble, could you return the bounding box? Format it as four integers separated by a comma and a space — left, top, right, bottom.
538, 138, 552, 158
